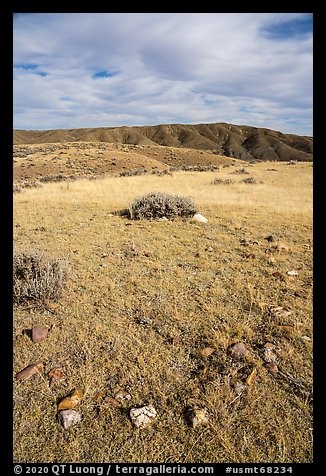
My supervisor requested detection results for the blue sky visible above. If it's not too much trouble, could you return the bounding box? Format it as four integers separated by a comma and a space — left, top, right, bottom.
13, 13, 313, 135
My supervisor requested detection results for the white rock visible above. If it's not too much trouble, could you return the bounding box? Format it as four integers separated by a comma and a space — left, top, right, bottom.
192, 213, 208, 223
59, 409, 82, 429
287, 270, 298, 276
130, 405, 157, 428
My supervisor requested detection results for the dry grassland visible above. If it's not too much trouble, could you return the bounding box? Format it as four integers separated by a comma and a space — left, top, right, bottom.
13, 160, 313, 463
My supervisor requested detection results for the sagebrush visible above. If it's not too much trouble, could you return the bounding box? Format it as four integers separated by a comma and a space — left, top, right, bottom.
129, 191, 198, 219
13, 250, 69, 304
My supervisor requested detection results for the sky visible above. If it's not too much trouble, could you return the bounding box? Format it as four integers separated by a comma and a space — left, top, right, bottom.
13, 13, 313, 136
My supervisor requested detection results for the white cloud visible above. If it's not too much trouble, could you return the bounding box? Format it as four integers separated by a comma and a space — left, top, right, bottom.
13, 13, 313, 135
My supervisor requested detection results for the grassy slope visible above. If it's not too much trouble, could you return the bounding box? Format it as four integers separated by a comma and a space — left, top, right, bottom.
13, 142, 232, 183
13, 161, 313, 463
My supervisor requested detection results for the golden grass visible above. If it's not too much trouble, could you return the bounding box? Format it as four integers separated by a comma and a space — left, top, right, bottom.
13, 161, 313, 463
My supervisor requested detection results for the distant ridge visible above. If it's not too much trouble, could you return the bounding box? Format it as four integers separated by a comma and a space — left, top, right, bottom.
13, 122, 313, 162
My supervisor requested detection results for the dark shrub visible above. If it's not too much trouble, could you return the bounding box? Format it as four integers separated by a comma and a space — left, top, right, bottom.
13, 251, 69, 304
129, 192, 198, 220
13, 185, 22, 193
232, 167, 250, 175
211, 178, 234, 185
241, 177, 260, 184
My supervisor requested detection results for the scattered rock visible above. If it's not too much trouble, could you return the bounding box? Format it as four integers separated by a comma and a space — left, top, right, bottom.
287, 270, 298, 276
31, 325, 48, 343
15, 362, 44, 381
241, 238, 260, 247
229, 342, 249, 360
58, 389, 83, 410
59, 409, 82, 429
159, 216, 169, 222
206, 246, 213, 252
105, 397, 121, 408
265, 361, 278, 374
114, 390, 132, 403
48, 368, 65, 386
201, 347, 215, 357
272, 271, 283, 279
240, 238, 251, 246
130, 405, 157, 428
185, 406, 209, 428
192, 213, 208, 223
262, 343, 277, 363
270, 306, 292, 319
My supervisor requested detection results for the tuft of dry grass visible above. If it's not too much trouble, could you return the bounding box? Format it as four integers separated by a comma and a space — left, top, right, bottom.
13, 160, 313, 463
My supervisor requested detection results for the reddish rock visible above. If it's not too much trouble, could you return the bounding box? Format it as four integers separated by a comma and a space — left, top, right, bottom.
48, 368, 65, 386
31, 325, 48, 343
266, 361, 278, 374
229, 342, 249, 360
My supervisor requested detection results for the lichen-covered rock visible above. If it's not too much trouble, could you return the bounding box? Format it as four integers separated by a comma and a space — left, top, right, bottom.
59, 409, 81, 429
262, 343, 277, 363
114, 390, 132, 403
130, 405, 157, 428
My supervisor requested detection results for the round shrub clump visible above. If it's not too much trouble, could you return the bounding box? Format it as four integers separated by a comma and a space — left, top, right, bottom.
129, 192, 198, 220
13, 250, 69, 304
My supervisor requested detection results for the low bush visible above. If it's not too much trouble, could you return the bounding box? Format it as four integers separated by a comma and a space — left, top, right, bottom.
39, 174, 76, 183
129, 192, 198, 220
211, 178, 234, 185
232, 167, 250, 174
13, 250, 69, 304
241, 177, 260, 184
13, 185, 22, 193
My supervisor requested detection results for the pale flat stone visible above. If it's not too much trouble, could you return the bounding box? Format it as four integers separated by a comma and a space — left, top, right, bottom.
59, 409, 81, 429
192, 213, 208, 223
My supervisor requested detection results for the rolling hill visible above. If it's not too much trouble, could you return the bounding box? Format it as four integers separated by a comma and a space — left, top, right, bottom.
13, 122, 313, 162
